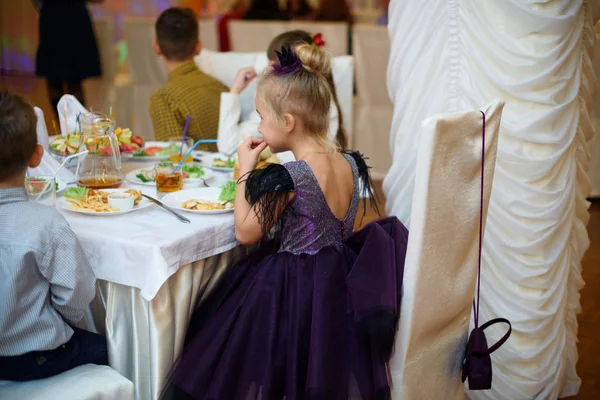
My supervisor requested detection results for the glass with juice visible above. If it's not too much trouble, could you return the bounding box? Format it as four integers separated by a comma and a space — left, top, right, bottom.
155, 162, 183, 197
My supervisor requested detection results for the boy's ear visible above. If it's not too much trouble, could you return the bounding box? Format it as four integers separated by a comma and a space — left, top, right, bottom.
194, 40, 202, 56
28, 144, 44, 169
153, 40, 162, 56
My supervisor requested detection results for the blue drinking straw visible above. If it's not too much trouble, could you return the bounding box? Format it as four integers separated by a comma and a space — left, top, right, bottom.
171, 139, 218, 173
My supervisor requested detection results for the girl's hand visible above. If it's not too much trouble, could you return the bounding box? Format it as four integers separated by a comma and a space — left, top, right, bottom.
230, 67, 257, 95
237, 137, 268, 173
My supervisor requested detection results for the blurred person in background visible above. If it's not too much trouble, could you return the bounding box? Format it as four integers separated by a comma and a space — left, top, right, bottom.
243, 0, 289, 20
287, 0, 314, 20
375, 0, 389, 26
313, 0, 353, 23
35, 0, 104, 117
218, 0, 248, 51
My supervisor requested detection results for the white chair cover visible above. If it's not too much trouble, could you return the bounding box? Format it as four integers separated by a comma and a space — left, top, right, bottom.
385, 2, 597, 399
57, 94, 87, 136
288, 21, 349, 56
199, 18, 219, 51
123, 17, 169, 141
228, 21, 288, 53
229, 21, 350, 56
589, 29, 600, 197
352, 24, 391, 179
29, 106, 77, 183
0, 364, 134, 400
34, 107, 49, 149
83, 16, 115, 114
195, 50, 354, 139
391, 100, 504, 400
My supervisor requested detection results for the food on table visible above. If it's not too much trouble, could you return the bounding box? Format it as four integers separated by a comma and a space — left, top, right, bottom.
181, 164, 205, 179
135, 169, 156, 183
49, 133, 81, 155
212, 158, 235, 168
135, 164, 205, 183
115, 127, 144, 154
133, 143, 180, 157
181, 199, 233, 211
219, 181, 237, 203
64, 187, 142, 212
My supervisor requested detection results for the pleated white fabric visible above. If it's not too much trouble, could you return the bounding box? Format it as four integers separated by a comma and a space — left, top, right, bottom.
385, 1, 598, 399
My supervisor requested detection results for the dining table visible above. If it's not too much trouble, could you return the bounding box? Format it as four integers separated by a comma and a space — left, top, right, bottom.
55, 151, 244, 400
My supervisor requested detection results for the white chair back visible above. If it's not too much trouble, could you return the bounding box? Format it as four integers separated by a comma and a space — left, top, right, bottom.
390, 100, 504, 399
352, 25, 391, 178
196, 50, 354, 140
0, 364, 134, 400
124, 18, 169, 85
229, 20, 288, 53
288, 21, 349, 56
123, 17, 168, 140
588, 30, 600, 197
199, 18, 219, 51
34, 107, 49, 149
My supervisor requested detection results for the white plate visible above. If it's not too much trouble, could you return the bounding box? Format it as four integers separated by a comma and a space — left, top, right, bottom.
122, 141, 180, 161
161, 188, 234, 215
125, 164, 214, 186
58, 189, 153, 216
197, 153, 235, 172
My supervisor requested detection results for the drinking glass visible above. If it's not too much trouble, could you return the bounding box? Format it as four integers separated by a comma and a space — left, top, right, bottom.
155, 162, 183, 198
25, 176, 56, 206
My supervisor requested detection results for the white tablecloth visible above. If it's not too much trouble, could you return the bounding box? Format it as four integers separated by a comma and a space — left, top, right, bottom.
56, 157, 241, 400
57, 158, 236, 301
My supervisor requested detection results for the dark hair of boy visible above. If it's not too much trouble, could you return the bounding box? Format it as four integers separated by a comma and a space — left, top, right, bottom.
266, 30, 348, 150
155, 7, 199, 61
0, 89, 37, 181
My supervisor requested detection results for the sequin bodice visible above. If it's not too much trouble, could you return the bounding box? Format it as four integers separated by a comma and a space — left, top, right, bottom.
279, 154, 359, 255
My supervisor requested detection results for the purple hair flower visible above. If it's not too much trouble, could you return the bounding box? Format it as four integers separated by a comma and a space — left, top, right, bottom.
272, 45, 302, 76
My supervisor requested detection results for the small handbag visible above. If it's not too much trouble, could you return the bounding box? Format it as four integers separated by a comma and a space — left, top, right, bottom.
462, 111, 512, 390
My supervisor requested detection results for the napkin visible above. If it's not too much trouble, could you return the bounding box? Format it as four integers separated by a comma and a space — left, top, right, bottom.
57, 95, 87, 136
28, 151, 77, 183
34, 107, 50, 149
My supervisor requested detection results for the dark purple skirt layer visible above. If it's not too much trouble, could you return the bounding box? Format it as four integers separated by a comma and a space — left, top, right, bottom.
168, 217, 408, 400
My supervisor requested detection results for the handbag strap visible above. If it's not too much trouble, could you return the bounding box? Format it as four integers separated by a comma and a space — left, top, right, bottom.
472, 110, 486, 348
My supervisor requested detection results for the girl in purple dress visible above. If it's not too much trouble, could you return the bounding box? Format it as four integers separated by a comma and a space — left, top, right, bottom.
164, 43, 408, 400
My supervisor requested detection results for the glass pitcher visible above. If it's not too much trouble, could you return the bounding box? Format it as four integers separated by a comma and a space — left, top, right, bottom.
76, 112, 124, 189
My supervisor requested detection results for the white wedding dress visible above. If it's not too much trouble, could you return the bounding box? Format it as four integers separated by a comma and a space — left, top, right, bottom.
385, 1, 599, 399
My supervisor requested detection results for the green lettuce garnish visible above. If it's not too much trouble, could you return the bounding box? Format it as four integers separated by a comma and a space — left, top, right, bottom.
219, 181, 237, 203
136, 173, 153, 183
182, 164, 205, 178
64, 187, 88, 200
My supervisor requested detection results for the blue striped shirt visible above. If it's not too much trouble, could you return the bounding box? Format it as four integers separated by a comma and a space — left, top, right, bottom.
0, 187, 96, 356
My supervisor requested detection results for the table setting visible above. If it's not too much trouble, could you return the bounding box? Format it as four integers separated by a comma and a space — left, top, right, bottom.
29, 109, 259, 400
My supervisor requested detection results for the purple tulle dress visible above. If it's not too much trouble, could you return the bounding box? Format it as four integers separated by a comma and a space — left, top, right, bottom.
165, 153, 408, 400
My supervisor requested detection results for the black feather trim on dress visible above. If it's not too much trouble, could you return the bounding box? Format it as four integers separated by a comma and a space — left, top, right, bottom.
240, 164, 295, 234
343, 151, 381, 220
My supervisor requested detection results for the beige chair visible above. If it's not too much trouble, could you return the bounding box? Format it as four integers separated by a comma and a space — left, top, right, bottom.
352, 25, 392, 179
390, 100, 505, 400
288, 21, 349, 56
123, 17, 169, 140
0, 364, 134, 400
588, 28, 600, 197
229, 20, 288, 53
199, 18, 219, 51
84, 16, 115, 114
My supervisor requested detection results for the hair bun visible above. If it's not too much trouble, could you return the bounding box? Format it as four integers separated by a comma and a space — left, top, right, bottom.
294, 43, 332, 77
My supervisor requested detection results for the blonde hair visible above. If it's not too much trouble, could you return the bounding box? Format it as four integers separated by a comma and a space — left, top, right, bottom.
257, 43, 338, 152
